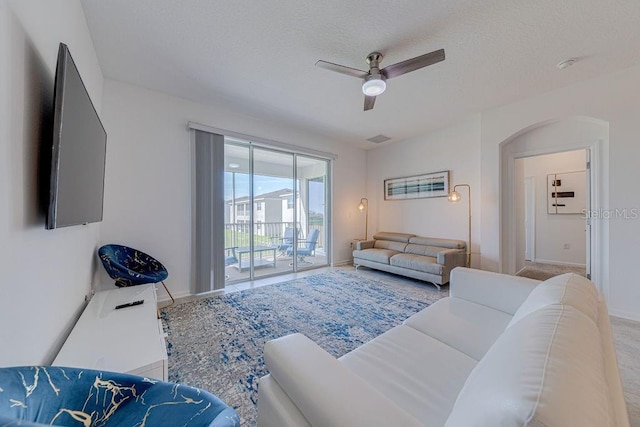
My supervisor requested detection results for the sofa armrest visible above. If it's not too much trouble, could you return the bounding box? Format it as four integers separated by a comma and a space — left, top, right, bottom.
437, 248, 466, 267
356, 240, 375, 250
596, 296, 631, 427
450, 267, 540, 315
263, 333, 422, 427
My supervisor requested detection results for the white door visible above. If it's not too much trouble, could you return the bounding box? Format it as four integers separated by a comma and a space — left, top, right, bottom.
524, 177, 535, 262
585, 149, 592, 280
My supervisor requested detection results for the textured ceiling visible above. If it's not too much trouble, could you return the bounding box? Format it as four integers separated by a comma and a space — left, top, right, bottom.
81, 0, 640, 149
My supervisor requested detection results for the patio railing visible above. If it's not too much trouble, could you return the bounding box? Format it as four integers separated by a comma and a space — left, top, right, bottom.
224, 221, 324, 250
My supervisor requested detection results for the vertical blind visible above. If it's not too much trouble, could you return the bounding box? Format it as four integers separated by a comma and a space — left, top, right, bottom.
193, 129, 225, 293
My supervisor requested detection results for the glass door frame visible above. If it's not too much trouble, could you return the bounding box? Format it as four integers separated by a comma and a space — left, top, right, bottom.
224, 139, 332, 284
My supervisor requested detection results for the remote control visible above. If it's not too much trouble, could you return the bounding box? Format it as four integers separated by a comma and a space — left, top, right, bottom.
115, 299, 144, 310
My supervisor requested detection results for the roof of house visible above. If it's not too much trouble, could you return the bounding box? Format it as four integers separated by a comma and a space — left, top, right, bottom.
227, 188, 293, 204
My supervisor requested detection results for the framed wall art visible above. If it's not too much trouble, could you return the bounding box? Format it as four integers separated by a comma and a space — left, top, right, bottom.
384, 170, 450, 200
547, 170, 586, 214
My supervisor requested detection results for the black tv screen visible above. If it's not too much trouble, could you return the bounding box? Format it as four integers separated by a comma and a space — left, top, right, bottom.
47, 43, 107, 230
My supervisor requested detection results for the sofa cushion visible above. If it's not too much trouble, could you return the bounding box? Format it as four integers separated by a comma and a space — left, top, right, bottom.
507, 273, 599, 328
445, 305, 612, 427
353, 248, 400, 264
404, 244, 446, 258
404, 297, 512, 361
373, 232, 414, 243
373, 239, 408, 252
390, 253, 442, 275
409, 236, 466, 249
340, 325, 477, 427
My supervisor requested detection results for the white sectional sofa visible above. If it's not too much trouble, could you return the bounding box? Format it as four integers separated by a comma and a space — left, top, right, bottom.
257, 268, 629, 427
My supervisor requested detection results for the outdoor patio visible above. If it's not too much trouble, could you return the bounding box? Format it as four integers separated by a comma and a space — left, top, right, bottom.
222, 141, 329, 285
225, 251, 328, 283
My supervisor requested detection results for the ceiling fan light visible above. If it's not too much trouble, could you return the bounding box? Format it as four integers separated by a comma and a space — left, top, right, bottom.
362, 77, 386, 96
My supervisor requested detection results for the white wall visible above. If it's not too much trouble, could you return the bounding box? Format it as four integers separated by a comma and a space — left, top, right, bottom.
365, 117, 481, 267
99, 80, 366, 299
481, 63, 640, 321
520, 150, 587, 267
0, 0, 104, 365
369, 63, 639, 321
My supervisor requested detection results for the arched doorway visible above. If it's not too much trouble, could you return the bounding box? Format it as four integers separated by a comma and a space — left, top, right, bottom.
499, 116, 609, 293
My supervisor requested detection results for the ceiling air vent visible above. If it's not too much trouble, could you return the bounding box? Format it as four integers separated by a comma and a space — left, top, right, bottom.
366, 134, 391, 144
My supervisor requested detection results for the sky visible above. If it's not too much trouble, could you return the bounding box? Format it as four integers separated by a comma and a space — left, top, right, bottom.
225, 172, 324, 214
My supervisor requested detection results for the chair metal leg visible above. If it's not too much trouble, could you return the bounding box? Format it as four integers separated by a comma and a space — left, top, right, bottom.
157, 280, 175, 316
289, 255, 314, 267
297, 255, 313, 266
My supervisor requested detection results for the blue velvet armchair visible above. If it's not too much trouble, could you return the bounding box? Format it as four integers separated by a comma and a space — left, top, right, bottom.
98, 244, 174, 307
0, 366, 239, 426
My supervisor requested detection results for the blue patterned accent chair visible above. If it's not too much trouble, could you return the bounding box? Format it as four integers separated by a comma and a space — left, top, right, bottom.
0, 366, 239, 426
98, 244, 174, 307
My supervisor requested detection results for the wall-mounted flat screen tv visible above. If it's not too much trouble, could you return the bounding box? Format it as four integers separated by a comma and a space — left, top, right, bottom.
47, 43, 107, 229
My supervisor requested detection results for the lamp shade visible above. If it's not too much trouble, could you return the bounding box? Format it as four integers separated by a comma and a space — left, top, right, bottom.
448, 190, 461, 203
358, 198, 368, 240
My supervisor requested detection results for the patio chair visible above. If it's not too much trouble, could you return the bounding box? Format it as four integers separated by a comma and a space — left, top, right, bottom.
224, 247, 238, 280
287, 228, 320, 265
274, 227, 298, 256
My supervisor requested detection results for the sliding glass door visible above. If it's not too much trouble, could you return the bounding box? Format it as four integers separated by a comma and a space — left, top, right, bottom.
222, 138, 330, 284
295, 155, 328, 271
223, 142, 250, 283
252, 148, 295, 279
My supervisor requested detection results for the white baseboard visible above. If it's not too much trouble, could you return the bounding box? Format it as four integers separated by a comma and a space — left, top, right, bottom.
157, 288, 192, 303
533, 259, 587, 268
334, 259, 354, 267
609, 309, 640, 323
515, 266, 527, 276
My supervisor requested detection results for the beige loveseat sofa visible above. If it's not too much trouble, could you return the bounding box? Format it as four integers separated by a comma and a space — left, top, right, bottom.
257, 268, 629, 427
353, 232, 466, 288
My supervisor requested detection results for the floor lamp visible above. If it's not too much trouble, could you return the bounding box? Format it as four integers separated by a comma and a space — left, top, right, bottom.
358, 198, 369, 240
448, 184, 471, 267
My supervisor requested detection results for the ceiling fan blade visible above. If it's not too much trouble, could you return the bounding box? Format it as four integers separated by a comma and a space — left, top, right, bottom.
364, 95, 376, 111
381, 48, 445, 79
315, 60, 368, 79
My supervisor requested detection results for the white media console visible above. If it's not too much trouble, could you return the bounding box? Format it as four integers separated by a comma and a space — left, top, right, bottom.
53, 284, 168, 381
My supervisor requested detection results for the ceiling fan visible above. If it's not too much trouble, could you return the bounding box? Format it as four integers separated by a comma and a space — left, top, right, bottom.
315, 49, 445, 111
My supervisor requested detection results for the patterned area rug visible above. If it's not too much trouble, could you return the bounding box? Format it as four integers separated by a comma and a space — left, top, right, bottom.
161, 270, 446, 426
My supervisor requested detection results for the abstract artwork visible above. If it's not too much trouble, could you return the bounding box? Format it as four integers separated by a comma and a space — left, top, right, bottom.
547, 170, 586, 214
384, 170, 450, 200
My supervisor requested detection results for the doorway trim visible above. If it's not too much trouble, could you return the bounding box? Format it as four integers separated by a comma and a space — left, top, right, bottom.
500, 120, 608, 296
523, 176, 535, 264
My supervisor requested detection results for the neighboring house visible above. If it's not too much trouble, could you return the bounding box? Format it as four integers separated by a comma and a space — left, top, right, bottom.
225, 188, 296, 236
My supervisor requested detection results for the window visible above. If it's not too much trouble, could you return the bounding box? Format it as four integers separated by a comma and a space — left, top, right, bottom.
193, 125, 333, 293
